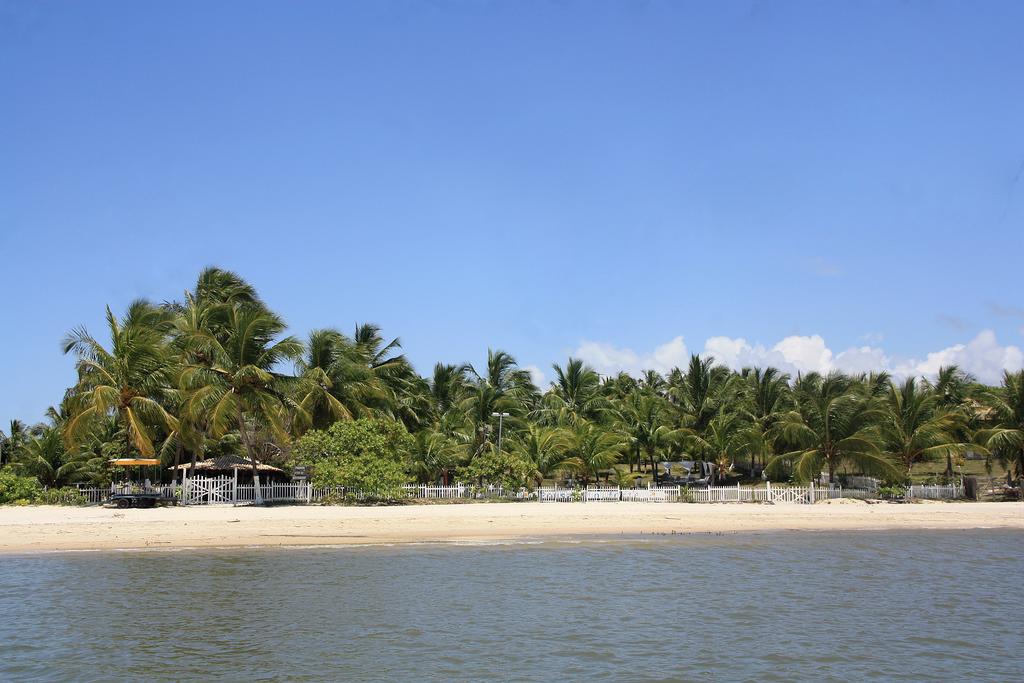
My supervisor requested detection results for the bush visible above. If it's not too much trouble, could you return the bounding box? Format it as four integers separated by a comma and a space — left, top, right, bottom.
37, 487, 88, 506
458, 450, 534, 490
877, 484, 907, 500
0, 469, 42, 504
294, 418, 413, 502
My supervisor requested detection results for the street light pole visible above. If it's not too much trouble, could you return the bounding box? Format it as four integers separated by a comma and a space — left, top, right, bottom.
491, 412, 510, 455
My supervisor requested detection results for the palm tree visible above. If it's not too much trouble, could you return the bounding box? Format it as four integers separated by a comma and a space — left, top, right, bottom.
737, 367, 792, 475
13, 425, 94, 488
181, 303, 303, 504
566, 423, 625, 485
62, 300, 179, 458
539, 358, 609, 426
511, 425, 574, 486
669, 355, 733, 434
769, 371, 897, 484
618, 391, 682, 483
294, 329, 385, 431
926, 365, 978, 478
429, 363, 472, 416
460, 350, 538, 458
879, 377, 966, 475
975, 370, 1024, 496
1, 420, 29, 466
409, 429, 464, 484
685, 412, 754, 481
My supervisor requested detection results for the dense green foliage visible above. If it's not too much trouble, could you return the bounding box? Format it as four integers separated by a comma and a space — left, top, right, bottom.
0, 469, 43, 504
2, 267, 1021, 503
294, 419, 412, 499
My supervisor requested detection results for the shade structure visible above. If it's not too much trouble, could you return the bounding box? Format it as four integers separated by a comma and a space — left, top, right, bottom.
110, 458, 162, 467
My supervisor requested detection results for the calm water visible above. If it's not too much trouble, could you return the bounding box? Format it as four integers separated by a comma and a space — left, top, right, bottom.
1, 531, 1022, 682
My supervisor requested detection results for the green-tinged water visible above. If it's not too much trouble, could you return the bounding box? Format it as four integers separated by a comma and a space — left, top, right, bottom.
1, 530, 1022, 682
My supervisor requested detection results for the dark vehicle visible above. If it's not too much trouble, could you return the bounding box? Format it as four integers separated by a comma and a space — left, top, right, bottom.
106, 458, 179, 508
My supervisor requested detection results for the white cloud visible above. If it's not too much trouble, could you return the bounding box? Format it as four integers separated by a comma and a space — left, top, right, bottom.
575, 336, 688, 376
523, 364, 548, 390
894, 330, 1023, 383
573, 330, 1023, 384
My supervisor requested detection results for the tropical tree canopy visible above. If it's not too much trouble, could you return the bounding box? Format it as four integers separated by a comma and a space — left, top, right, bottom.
7, 269, 1016, 497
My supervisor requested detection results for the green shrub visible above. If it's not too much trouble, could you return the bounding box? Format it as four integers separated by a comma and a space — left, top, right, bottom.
457, 449, 534, 490
37, 487, 88, 506
294, 418, 413, 502
0, 469, 42, 504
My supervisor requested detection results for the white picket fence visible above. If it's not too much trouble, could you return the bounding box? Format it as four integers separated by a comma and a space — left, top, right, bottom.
908, 484, 962, 500
66, 478, 965, 506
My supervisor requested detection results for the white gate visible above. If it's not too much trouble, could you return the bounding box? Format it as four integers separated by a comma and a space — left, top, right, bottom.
183, 475, 235, 505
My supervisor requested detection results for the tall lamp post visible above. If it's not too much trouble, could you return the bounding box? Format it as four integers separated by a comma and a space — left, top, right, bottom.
491, 412, 510, 455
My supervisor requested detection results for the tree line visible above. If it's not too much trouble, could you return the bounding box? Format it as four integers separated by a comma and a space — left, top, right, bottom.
1, 268, 1022, 499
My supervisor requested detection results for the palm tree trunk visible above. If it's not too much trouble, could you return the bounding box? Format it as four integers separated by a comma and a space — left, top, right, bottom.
945, 453, 953, 481
172, 441, 182, 487
236, 405, 262, 505
648, 449, 659, 485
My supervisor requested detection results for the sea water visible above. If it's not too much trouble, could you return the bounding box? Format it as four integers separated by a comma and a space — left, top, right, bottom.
1, 530, 1021, 682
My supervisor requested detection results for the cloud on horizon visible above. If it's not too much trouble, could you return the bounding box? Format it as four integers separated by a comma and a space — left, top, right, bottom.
574, 330, 1023, 384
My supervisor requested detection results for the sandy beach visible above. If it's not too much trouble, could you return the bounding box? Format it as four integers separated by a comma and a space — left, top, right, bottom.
0, 501, 1020, 553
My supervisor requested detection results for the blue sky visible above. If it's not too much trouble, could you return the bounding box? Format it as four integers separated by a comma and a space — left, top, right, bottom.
2, 0, 1023, 424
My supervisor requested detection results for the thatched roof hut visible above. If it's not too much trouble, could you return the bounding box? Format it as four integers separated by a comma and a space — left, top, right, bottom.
170, 454, 287, 479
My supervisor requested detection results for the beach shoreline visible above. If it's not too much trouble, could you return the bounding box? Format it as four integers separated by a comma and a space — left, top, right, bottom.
0, 501, 1021, 554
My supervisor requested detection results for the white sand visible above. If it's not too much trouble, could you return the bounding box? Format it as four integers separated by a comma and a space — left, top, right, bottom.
1, 501, 1021, 553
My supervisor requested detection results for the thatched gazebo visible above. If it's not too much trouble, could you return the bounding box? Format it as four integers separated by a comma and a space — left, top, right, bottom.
170, 454, 289, 483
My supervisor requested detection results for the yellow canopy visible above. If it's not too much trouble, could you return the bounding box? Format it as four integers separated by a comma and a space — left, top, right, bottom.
109, 458, 161, 467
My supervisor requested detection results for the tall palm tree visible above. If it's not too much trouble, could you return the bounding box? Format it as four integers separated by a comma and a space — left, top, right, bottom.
737, 367, 792, 474
880, 377, 966, 475
460, 350, 538, 458
409, 428, 464, 484
926, 365, 978, 478
511, 424, 574, 486
539, 358, 609, 426
13, 425, 94, 488
430, 363, 472, 416
566, 423, 625, 485
181, 303, 303, 504
669, 355, 733, 434
975, 370, 1024, 495
294, 329, 384, 431
685, 412, 754, 481
769, 371, 897, 484
1, 420, 29, 466
619, 391, 682, 483
62, 300, 178, 457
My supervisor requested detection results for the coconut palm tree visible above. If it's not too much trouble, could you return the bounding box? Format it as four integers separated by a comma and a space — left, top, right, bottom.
1, 420, 29, 466
768, 371, 898, 484
62, 300, 178, 458
12, 425, 94, 488
879, 377, 966, 475
669, 355, 733, 434
460, 350, 538, 458
926, 365, 979, 478
975, 370, 1024, 496
409, 428, 465, 484
181, 303, 303, 504
539, 358, 609, 426
566, 423, 625, 485
511, 424, 574, 486
294, 329, 385, 431
429, 363, 472, 416
684, 412, 755, 481
737, 367, 792, 475
618, 391, 682, 483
